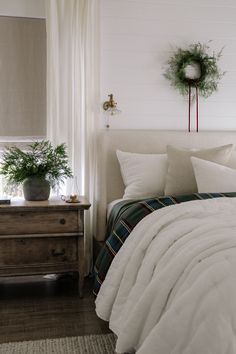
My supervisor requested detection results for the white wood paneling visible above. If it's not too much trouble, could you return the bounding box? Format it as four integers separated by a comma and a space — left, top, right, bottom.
101, 0, 236, 130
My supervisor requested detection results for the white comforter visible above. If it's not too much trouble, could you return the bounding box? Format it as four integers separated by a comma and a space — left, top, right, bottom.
96, 198, 236, 354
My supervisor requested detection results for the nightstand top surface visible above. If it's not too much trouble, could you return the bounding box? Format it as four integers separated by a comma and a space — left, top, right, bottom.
0, 197, 91, 212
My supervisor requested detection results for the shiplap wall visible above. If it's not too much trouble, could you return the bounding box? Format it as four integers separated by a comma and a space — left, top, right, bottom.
100, 0, 236, 130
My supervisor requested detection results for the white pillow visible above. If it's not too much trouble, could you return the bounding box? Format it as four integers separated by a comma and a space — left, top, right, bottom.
116, 150, 168, 199
164, 144, 233, 195
191, 157, 236, 193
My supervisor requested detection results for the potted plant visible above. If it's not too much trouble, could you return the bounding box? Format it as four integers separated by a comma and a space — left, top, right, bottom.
0, 140, 73, 201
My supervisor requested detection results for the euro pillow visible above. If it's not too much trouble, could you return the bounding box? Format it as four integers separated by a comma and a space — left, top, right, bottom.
116, 150, 168, 199
191, 157, 236, 193
164, 144, 233, 195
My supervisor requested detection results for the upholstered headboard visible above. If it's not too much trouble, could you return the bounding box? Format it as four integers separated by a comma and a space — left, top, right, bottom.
95, 129, 236, 241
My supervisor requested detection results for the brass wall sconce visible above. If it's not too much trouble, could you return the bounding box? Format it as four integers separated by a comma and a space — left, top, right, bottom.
103, 94, 121, 128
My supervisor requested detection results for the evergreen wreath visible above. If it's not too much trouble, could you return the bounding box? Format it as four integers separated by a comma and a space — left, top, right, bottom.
164, 42, 224, 98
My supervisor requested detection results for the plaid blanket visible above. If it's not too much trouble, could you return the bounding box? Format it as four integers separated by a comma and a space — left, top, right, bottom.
93, 192, 236, 296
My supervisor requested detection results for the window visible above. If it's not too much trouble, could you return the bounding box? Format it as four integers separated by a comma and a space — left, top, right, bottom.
0, 16, 46, 196
0, 16, 46, 137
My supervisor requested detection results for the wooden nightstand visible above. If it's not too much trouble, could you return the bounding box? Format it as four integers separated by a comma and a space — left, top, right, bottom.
0, 197, 91, 297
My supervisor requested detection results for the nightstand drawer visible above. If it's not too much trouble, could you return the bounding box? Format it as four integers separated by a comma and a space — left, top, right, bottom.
0, 197, 90, 296
0, 210, 79, 235
0, 236, 78, 266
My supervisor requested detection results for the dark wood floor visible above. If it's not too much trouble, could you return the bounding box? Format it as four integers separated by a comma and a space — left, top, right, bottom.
0, 274, 110, 344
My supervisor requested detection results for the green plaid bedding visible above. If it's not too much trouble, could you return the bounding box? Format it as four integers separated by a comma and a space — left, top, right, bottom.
93, 192, 236, 296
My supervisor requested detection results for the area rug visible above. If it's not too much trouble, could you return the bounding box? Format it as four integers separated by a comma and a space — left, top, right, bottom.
0, 333, 116, 354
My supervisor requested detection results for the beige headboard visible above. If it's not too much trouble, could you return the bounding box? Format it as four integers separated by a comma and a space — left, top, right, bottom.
95, 129, 236, 241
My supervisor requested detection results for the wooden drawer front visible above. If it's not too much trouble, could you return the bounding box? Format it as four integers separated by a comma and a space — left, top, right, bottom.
0, 211, 78, 235
0, 237, 78, 266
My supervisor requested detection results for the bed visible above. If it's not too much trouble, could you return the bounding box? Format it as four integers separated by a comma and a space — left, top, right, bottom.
94, 129, 236, 354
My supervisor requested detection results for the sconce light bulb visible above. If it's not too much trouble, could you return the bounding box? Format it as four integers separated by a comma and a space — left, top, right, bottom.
103, 93, 121, 128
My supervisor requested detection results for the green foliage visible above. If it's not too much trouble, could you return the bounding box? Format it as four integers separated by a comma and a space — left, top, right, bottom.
164, 42, 225, 98
0, 140, 73, 188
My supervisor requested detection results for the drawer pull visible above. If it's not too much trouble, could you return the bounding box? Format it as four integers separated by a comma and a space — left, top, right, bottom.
51, 248, 66, 257
60, 218, 66, 225
18, 239, 26, 245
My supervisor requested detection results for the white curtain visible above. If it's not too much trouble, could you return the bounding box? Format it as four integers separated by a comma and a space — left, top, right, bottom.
46, 0, 100, 273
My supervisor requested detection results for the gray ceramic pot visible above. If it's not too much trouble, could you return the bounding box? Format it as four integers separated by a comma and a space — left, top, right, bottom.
23, 176, 50, 201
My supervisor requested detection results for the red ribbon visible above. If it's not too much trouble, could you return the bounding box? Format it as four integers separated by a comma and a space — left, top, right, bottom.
188, 84, 199, 133
196, 85, 199, 133
188, 84, 191, 132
